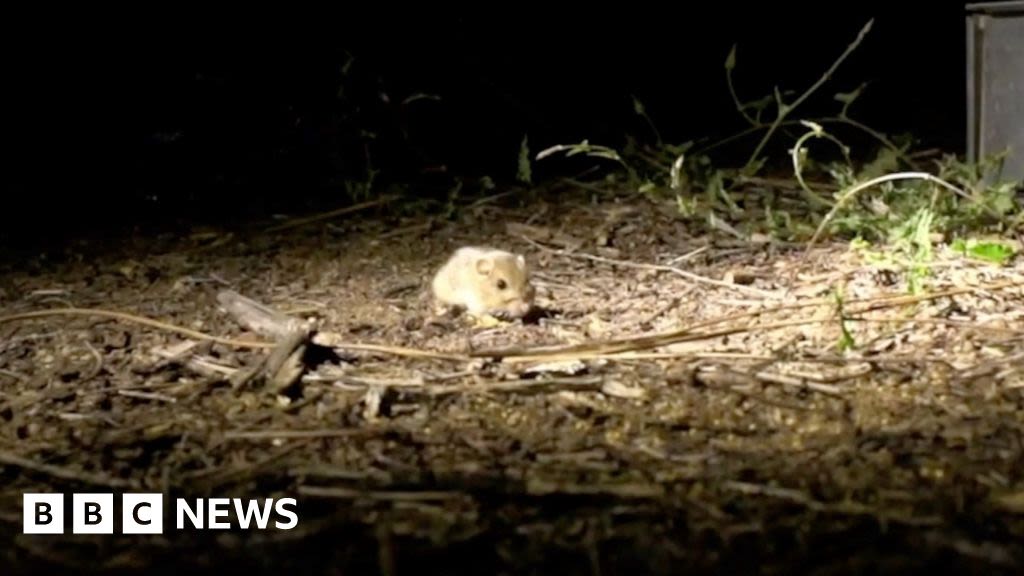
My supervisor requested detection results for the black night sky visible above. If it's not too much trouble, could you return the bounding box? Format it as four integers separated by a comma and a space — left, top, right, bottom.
5, 2, 977, 244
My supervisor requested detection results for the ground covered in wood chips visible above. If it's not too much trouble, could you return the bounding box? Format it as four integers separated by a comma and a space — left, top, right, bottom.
2, 189, 1024, 575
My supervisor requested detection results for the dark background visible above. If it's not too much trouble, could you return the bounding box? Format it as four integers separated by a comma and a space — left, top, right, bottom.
4, 2, 977, 243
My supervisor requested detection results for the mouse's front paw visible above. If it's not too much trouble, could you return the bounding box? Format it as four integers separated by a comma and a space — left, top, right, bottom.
467, 313, 503, 328
490, 309, 513, 321
433, 301, 463, 319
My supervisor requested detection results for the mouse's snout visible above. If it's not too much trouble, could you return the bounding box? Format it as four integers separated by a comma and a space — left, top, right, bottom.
503, 299, 532, 319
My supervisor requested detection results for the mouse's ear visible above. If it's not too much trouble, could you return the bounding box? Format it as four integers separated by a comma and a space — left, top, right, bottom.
516, 255, 526, 270
475, 256, 494, 275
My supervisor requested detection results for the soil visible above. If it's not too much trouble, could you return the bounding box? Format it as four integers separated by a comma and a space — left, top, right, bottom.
1, 187, 1023, 575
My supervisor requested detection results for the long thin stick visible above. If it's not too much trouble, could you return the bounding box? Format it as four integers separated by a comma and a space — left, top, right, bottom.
266, 196, 397, 233
0, 450, 139, 489
519, 235, 779, 299
0, 307, 468, 361
473, 279, 1024, 361
0, 308, 275, 349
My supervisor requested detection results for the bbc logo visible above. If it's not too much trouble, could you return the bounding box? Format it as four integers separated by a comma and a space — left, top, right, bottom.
24, 493, 163, 535
24, 493, 298, 534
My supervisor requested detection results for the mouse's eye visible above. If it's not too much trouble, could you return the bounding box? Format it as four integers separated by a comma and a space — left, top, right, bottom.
496, 279, 508, 290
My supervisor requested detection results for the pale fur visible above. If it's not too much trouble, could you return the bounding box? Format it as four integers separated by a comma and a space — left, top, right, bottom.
431, 246, 535, 318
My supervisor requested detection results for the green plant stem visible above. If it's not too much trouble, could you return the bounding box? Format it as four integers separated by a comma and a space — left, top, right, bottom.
726, 63, 758, 127
698, 117, 916, 170
836, 116, 914, 168
745, 19, 874, 168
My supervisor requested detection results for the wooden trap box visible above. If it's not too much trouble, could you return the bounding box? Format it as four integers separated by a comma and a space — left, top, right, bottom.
966, 1, 1024, 184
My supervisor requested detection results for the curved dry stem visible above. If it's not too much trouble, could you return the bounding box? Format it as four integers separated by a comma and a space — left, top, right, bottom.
805, 171, 970, 251
790, 124, 846, 209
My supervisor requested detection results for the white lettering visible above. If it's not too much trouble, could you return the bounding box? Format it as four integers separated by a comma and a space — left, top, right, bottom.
176, 498, 204, 529
274, 498, 298, 529
233, 498, 273, 529
208, 498, 230, 529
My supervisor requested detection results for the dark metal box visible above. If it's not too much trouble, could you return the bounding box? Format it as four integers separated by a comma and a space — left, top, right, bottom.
966, 1, 1024, 183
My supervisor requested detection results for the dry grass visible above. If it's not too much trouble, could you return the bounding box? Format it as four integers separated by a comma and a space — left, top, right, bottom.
1, 189, 1022, 574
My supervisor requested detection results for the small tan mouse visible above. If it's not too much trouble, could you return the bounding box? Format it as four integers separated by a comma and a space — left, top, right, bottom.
431, 246, 536, 321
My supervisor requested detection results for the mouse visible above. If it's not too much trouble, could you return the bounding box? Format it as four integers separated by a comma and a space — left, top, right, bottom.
430, 246, 536, 321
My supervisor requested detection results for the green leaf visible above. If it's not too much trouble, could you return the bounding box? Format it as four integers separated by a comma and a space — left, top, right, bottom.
970, 242, 1013, 264
773, 85, 786, 108
834, 82, 867, 106
517, 134, 532, 185
725, 45, 736, 70
740, 157, 766, 178
838, 324, 856, 351
833, 290, 856, 351
632, 95, 646, 116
